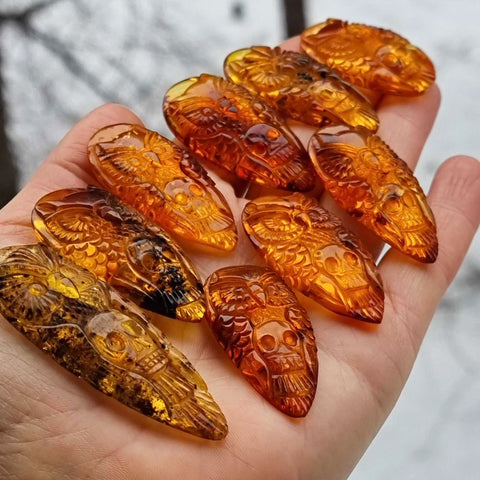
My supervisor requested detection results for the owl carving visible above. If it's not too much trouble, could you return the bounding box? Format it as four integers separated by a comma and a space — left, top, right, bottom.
0, 244, 227, 440
301, 19, 436, 96
205, 266, 318, 417
308, 126, 438, 263
33, 186, 205, 322
88, 123, 237, 252
163, 74, 315, 191
224, 46, 379, 131
242, 194, 384, 323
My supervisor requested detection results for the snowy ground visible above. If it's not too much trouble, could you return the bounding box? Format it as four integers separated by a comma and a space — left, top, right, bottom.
0, 0, 479, 478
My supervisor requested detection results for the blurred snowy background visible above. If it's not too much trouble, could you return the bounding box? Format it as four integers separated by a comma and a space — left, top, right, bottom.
0, 0, 478, 478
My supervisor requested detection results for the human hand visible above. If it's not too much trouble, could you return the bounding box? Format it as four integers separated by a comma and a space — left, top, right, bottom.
1, 38, 479, 480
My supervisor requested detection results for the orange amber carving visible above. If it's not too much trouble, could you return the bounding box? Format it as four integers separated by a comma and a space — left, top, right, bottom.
224, 46, 379, 131
242, 194, 384, 323
33, 186, 205, 322
205, 266, 318, 417
0, 244, 227, 440
88, 124, 237, 251
301, 19, 436, 96
309, 127, 438, 263
163, 74, 315, 191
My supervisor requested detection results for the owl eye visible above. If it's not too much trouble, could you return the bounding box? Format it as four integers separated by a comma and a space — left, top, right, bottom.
384, 195, 402, 213
383, 53, 401, 69
259, 334, 277, 351
105, 331, 127, 353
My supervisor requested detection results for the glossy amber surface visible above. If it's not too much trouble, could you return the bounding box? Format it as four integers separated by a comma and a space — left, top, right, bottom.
88, 124, 237, 251
224, 46, 379, 131
33, 186, 205, 322
242, 194, 384, 323
301, 19, 436, 96
205, 266, 318, 417
0, 244, 227, 440
309, 127, 438, 263
163, 74, 315, 191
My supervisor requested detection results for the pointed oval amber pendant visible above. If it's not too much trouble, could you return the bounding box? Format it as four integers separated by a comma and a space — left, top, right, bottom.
242, 193, 384, 323
0, 244, 228, 440
301, 19, 436, 96
308, 126, 438, 263
32, 186, 205, 322
88, 124, 237, 252
205, 265, 318, 417
163, 74, 315, 191
224, 46, 379, 131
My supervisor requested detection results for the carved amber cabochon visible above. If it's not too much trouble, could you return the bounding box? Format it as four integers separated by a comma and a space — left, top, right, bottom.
163, 73, 315, 191
205, 265, 318, 417
0, 244, 227, 440
242, 193, 384, 323
33, 186, 205, 322
88, 123, 237, 252
301, 19, 436, 96
308, 127, 438, 263
224, 46, 379, 131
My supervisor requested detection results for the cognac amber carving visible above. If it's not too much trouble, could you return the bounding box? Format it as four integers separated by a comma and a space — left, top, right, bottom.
0, 244, 227, 440
88, 124, 237, 252
309, 127, 438, 263
33, 186, 205, 322
163, 74, 315, 191
205, 266, 318, 417
301, 19, 436, 96
242, 194, 384, 323
224, 46, 379, 131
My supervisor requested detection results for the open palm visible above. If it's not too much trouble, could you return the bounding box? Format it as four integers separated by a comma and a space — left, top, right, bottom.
1, 38, 479, 480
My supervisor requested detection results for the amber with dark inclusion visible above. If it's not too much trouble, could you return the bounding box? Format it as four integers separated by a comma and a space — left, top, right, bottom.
0, 244, 227, 440
224, 46, 379, 131
205, 266, 318, 417
301, 19, 436, 96
88, 124, 237, 252
33, 186, 205, 322
163, 74, 315, 191
242, 194, 384, 323
309, 127, 438, 263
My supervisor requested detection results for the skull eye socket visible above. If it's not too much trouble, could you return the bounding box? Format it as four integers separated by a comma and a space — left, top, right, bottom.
259, 334, 277, 351
174, 191, 189, 205
402, 191, 416, 207
383, 53, 401, 68
344, 251, 358, 266
105, 331, 127, 353
325, 256, 339, 274
189, 183, 204, 197
283, 330, 298, 347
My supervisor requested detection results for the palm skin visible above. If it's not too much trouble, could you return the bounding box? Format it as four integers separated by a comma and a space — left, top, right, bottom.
1, 38, 480, 480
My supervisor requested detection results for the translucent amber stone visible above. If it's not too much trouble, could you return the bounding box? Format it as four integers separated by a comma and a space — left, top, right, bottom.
242, 194, 384, 323
0, 244, 227, 440
163, 74, 315, 191
301, 19, 436, 96
224, 46, 379, 131
88, 124, 237, 252
33, 186, 205, 322
309, 127, 438, 263
205, 266, 318, 417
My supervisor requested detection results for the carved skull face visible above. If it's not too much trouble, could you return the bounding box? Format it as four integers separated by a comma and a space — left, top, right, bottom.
253, 319, 306, 375
85, 311, 167, 376
164, 177, 213, 222
315, 244, 367, 292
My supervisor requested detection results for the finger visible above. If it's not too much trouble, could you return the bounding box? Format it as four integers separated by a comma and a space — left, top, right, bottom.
0, 103, 143, 246
380, 155, 480, 356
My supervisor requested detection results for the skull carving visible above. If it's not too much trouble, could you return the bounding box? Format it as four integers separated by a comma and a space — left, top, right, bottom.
242, 194, 384, 322
308, 127, 438, 263
205, 265, 318, 417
